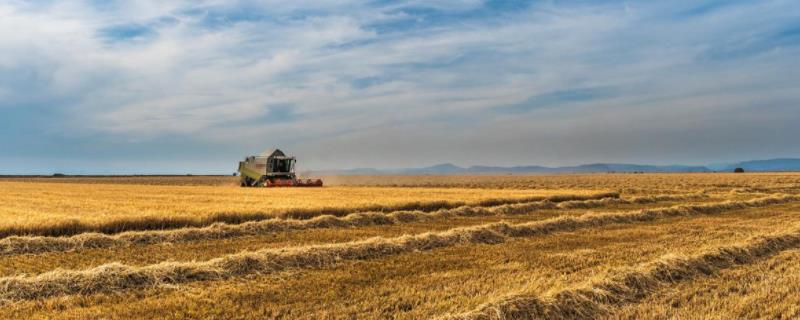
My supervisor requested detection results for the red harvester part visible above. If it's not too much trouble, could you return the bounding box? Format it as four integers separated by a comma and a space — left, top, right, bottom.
293, 179, 324, 187
264, 179, 323, 187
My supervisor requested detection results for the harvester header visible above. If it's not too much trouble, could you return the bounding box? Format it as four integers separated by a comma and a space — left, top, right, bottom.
238, 149, 323, 187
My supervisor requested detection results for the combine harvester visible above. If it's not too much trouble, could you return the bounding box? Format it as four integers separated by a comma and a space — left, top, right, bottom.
238, 149, 323, 187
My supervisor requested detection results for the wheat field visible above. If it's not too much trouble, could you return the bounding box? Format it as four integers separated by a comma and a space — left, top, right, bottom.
1, 173, 799, 319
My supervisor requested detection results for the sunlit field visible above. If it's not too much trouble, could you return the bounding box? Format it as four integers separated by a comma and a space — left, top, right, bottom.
1, 173, 800, 319
0, 180, 605, 237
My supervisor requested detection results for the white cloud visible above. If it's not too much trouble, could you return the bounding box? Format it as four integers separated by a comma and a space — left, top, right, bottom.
2, 0, 800, 170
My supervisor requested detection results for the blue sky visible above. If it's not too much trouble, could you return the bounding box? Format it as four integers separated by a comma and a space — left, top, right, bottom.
1, 0, 799, 174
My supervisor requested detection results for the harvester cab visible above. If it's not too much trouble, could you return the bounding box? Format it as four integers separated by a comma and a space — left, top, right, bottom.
237, 149, 323, 187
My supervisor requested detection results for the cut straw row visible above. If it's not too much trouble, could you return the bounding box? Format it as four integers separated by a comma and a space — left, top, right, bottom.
0, 193, 703, 256
0, 194, 792, 302
0, 192, 620, 239
445, 224, 800, 320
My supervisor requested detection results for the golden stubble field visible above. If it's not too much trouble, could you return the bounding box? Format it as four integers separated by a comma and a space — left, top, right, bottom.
0, 173, 799, 319
0, 180, 599, 237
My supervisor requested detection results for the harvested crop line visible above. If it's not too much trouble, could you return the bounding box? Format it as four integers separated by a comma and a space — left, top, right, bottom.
0, 192, 620, 239
444, 225, 800, 320
0, 195, 791, 302
0, 193, 701, 256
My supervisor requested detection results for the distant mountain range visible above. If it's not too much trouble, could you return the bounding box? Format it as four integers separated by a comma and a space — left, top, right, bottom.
313, 158, 800, 175
717, 158, 800, 172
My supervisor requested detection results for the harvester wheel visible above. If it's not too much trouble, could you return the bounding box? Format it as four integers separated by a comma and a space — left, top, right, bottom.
241, 177, 258, 187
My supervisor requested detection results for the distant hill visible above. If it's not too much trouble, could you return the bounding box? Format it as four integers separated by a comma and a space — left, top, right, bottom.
724, 158, 800, 172
462, 163, 709, 173
552, 163, 711, 173
466, 165, 551, 173
313, 158, 800, 175
316, 163, 712, 175
405, 163, 464, 174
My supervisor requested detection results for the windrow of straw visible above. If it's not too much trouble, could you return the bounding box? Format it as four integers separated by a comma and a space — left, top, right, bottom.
0, 192, 620, 239
551, 193, 707, 210
0, 192, 703, 256
444, 224, 800, 320
0, 195, 793, 302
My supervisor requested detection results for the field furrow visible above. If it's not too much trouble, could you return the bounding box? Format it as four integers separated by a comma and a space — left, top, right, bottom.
0, 199, 713, 277
0, 195, 793, 302
610, 248, 800, 319
446, 223, 800, 320
0, 184, 615, 238
2, 201, 798, 319
0, 193, 707, 256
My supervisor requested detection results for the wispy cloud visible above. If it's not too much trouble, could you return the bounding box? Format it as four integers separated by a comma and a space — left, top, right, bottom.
1, 0, 799, 173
